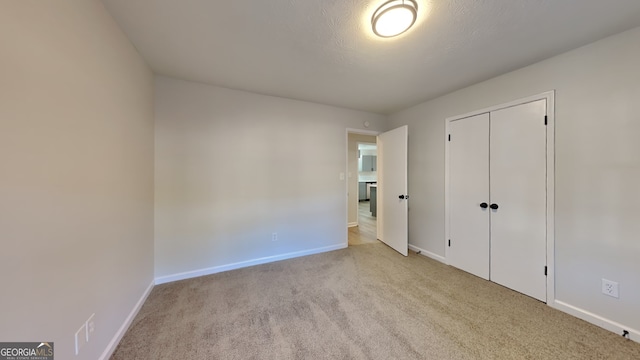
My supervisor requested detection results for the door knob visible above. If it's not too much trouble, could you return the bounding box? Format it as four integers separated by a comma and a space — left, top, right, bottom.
490, 203, 499, 210
399, 195, 405, 199
480, 202, 488, 209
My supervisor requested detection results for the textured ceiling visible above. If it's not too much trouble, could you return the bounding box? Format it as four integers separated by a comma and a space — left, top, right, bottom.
101, 0, 640, 114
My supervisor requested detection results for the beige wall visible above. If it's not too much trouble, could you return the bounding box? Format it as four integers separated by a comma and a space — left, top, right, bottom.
154, 76, 385, 282
388, 26, 640, 339
0, 1, 155, 359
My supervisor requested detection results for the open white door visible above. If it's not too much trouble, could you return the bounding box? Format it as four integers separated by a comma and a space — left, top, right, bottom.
377, 125, 408, 256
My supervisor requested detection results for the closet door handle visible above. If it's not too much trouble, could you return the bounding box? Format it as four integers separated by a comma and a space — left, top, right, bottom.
480, 202, 488, 209
490, 203, 499, 210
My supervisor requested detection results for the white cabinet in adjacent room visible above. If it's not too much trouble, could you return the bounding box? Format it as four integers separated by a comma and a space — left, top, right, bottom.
361, 155, 377, 172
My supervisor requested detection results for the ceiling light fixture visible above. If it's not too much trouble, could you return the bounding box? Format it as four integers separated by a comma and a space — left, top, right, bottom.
371, 0, 418, 38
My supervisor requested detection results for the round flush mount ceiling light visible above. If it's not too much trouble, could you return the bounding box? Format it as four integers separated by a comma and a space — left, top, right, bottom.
371, 0, 418, 38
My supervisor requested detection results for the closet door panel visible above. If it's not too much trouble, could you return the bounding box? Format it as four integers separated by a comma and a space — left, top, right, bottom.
490, 100, 547, 301
449, 113, 490, 279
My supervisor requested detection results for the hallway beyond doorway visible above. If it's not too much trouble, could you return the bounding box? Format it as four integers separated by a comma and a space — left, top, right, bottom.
348, 201, 378, 246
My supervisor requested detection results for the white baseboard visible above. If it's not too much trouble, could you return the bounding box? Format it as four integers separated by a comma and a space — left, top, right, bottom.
99, 279, 155, 360
348, 222, 358, 228
552, 300, 639, 343
155, 243, 348, 285
408, 244, 446, 264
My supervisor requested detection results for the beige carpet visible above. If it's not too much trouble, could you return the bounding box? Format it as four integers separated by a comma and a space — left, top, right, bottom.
111, 243, 640, 359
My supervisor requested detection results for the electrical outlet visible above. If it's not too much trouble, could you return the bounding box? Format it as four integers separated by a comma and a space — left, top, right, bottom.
602, 279, 619, 298
272, 232, 278, 241
75, 324, 87, 355
86, 313, 95, 341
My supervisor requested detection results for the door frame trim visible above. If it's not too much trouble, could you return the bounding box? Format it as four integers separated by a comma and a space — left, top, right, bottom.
444, 91, 555, 303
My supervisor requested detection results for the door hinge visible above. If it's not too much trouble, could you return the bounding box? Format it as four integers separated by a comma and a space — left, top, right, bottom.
544, 266, 548, 276
448, 239, 451, 247
448, 134, 451, 141
544, 115, 548, 126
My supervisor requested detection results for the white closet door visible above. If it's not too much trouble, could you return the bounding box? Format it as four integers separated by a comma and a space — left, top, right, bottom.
490, 100, 547, 301
449, 113, 490, 279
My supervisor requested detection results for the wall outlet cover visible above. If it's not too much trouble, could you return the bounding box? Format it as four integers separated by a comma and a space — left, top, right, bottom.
602, 279, 619, 298
86, 313, 95, 340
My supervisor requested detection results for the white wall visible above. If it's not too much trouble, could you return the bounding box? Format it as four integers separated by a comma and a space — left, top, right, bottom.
155, 76, 385, 281
388, 26, 640, 338
0, 2, 154, 359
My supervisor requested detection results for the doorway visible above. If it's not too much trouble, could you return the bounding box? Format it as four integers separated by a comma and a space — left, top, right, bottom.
347, 132, 378, 246
346, 126, 410, 257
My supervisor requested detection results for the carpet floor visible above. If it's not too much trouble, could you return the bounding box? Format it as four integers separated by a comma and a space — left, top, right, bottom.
111, 243, 640, 359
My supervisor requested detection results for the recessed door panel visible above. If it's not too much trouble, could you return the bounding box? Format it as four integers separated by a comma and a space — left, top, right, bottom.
448, 113, 490, 279
490, 100, 547, 301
